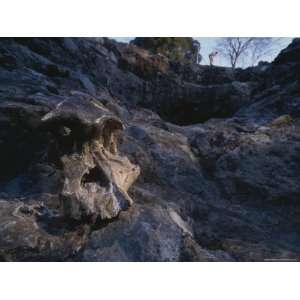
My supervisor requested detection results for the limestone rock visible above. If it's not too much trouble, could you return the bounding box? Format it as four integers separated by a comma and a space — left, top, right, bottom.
1, 37, 300, 261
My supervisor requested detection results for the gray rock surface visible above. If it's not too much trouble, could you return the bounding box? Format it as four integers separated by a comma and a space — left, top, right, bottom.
0, 37, 300, 261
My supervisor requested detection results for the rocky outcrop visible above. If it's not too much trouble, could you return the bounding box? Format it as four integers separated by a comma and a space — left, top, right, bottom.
0, 37, 300, 261
274, 38, 300, 64
131, 37, 200, 65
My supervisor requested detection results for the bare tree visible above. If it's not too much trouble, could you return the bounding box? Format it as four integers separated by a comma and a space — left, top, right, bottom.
216, 38, 282, 69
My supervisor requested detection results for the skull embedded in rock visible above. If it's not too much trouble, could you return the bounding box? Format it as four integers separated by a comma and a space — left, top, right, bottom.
42, 97, 140, 222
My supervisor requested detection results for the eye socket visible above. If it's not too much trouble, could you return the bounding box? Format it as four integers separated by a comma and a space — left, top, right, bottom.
81, 167, 110, 188
102, 119, 123, 154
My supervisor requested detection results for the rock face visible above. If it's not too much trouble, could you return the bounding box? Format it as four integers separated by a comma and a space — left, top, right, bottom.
0, 37, 300, 261
131, 37, 200, 65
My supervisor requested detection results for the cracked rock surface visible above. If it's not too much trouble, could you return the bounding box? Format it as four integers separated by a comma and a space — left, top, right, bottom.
1, 37, 300, 261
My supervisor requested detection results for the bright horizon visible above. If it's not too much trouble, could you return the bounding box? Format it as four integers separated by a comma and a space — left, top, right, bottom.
113, 37, 293, 68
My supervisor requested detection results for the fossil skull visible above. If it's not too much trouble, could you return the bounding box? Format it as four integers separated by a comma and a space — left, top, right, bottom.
42, 95, 140, 221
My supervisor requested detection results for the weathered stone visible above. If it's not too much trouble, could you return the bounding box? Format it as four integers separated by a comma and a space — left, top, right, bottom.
1, 37, 300, 261
41, 97, 140, 221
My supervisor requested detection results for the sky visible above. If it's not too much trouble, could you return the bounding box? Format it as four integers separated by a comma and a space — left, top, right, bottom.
113, 37, 293, 67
